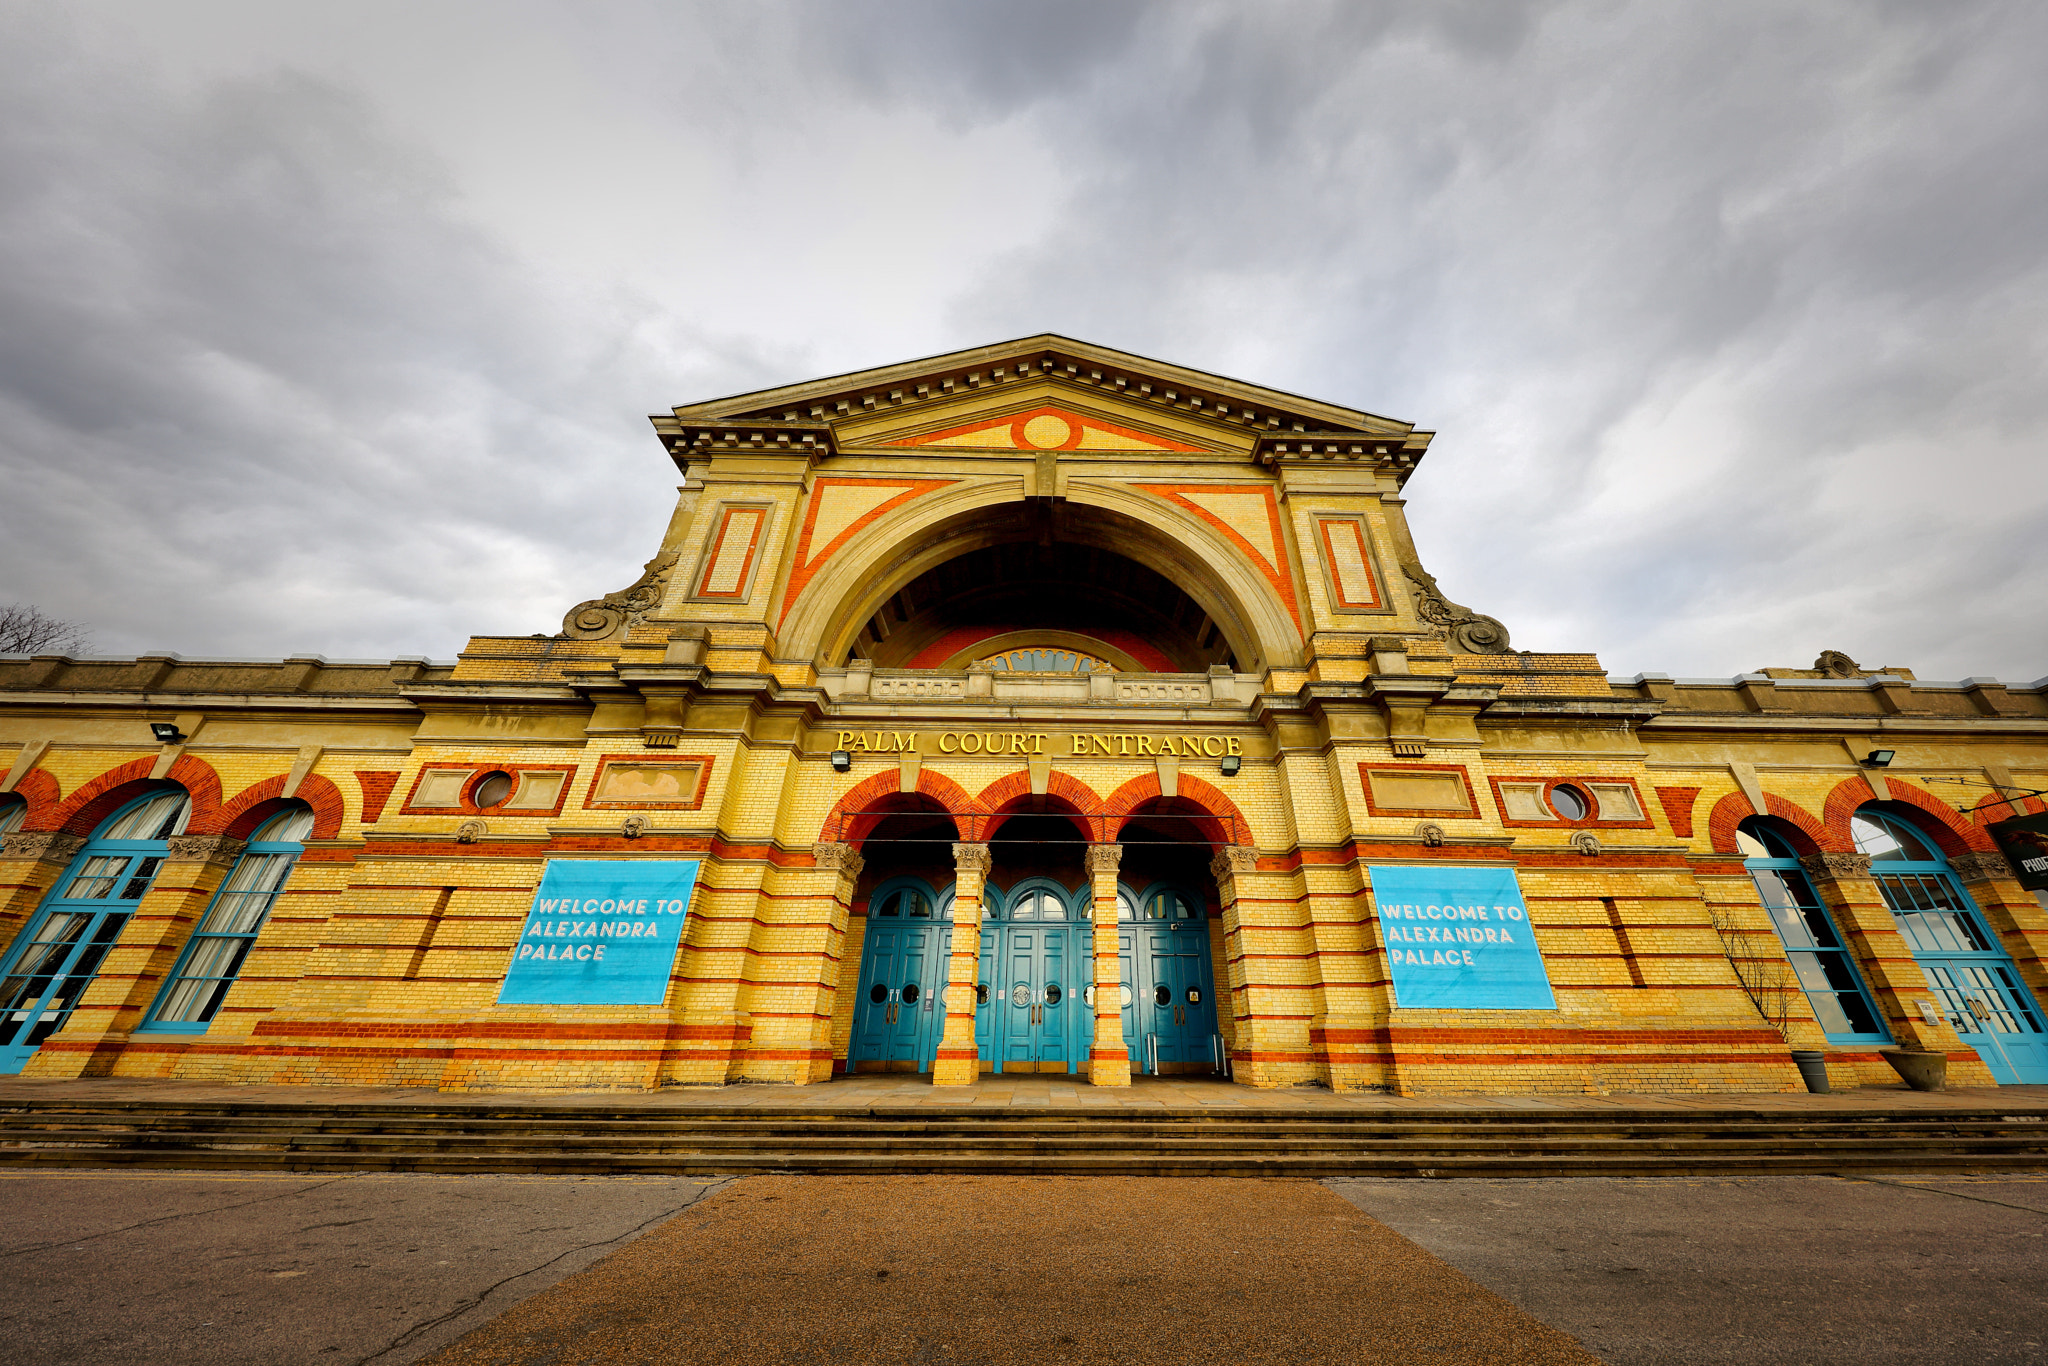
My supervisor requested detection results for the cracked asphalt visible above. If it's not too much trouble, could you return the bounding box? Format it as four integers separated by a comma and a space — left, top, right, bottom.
0, 1170, 724, 1366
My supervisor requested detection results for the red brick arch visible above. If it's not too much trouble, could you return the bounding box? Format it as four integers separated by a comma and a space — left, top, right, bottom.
1972, 790, 2047, 825
1100, 772, 1250, 847
819, 768, 986, 846
32, 754, 224, 837
1840, 779, 1995, 858
201, 773, 346, 841
974, 771, 1106, 842
2, 769, 60, 830
1706, 788, 1837, 855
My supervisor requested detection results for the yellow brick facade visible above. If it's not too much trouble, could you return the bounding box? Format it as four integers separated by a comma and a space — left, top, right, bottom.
1, 335, 2042, 1096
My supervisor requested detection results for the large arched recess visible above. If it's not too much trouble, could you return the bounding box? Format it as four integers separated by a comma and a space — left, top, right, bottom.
779, 482, 1302, 672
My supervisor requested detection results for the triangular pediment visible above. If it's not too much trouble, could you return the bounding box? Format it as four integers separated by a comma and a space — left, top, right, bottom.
662, 334, 1419, 440
883, 402, 1208, 454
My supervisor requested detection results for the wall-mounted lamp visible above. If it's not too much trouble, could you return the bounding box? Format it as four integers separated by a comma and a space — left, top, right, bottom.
1861, 749, 1896, 768
150, 722, 185, 744
830, 750, 852, 773
1219, 755, 1242, 777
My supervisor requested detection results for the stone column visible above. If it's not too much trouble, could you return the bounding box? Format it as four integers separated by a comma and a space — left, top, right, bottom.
1798, 851, 1985, 1077
24, 833, 245, 1079
1210, 847, 1260, 1084
932, 842, 990, 1086
1086, 843, 1131, 1087
0, 832, 85, 948
808, 841, 864, 1085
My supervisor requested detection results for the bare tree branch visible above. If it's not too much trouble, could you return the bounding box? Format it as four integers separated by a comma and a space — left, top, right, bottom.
0, 605, 91, 656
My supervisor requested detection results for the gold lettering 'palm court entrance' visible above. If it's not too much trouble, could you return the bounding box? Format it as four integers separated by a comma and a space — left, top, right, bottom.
1, 335, 2045, 1094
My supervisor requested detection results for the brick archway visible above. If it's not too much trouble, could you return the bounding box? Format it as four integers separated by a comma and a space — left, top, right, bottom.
1706, 788, 1837, 855
204, 773, 347, 841
33, 754, 225, 837
974, 771, 1107, 843
819, 769, 987, 847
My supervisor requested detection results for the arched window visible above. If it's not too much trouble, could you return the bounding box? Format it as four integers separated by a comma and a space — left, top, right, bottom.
864, 877, 951, 922
1735, 819, 1885, 1042
144, 805, 315, 1031
0, 789, 191, 1072
0, 796, 26, 835
1143, 888, 1201, 922
1851, 806, 2048, 1083
999, 882, 1074, 920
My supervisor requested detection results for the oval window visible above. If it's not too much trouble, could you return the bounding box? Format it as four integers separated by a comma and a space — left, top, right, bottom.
472, 771, 515, 809
1044, 982, 1061, 1006
901, 982, 919, 1005
1549, 784, 1590, 821
1155, 983, 1172, 1006
868, 983, 888, 1005
976, 983, 991, 1005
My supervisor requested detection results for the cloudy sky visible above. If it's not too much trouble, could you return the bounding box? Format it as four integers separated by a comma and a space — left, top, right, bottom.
2, 1, 2043, 681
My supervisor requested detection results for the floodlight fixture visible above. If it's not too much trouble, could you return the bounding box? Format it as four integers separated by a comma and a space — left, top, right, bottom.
150, 722, 185, 744
1219, 755, 1242, 777
830, 750, 852, 773
1861, 749, 1896, 768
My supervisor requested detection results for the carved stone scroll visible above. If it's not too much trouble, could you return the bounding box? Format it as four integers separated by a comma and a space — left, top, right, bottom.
1403, 565, 1512, 655
559, 549, 682, 641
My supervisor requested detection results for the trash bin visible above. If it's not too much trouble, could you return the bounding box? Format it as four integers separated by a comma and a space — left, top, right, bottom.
1789, 1049, 1830, 1094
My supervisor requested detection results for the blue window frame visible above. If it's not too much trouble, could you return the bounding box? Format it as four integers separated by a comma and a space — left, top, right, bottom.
1852, 807, 2048, 1083
0, 797, 26, 835
865, 876, 950, 921
141, 806, 314, 1033
0, 789, 191, 1072
991, 877, 1080, 921
1735, 819, 1888, 1043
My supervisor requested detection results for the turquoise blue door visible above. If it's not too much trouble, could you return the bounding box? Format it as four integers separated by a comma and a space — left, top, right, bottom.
993, 924, 1078, 1071
850, 884, 952, 1072
1129, 886, 1220, 1076
1856, 810, 2048, 1085
0, 791, 191, 1075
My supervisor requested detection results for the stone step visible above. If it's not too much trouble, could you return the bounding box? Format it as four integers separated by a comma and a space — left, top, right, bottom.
2, 1099, 2043, 1179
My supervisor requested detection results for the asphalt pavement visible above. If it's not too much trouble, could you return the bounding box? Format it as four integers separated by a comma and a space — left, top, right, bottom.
0, 1170, 724, 1366
1330, 1174, 2048, 1365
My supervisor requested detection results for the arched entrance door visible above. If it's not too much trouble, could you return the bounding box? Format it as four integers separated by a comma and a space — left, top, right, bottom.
1853, 808, 2048, 1084
979, 878, 1087, 1073
849, 879, 953, 1073
0, 789, 190, 1073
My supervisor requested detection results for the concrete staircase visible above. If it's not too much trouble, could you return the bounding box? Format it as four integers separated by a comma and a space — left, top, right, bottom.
3, 1097, 2047, 1177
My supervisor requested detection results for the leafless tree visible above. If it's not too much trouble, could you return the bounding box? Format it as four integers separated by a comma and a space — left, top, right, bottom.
1706, 900, 1799, 1038
0, 605, 91, 656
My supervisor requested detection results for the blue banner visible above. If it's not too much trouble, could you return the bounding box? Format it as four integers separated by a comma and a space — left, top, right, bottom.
1369, 864, 1556, 1010
498, 859, 701, 1005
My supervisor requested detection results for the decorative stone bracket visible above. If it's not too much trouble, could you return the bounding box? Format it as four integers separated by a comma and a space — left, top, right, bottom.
1, 831, 85, 864
165, 834, 246, 865
1947, 851, 2014, 884
1800, 851, 1873, 880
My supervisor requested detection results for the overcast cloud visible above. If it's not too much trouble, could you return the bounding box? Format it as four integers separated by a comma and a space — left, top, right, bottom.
1, 1, 2042, 681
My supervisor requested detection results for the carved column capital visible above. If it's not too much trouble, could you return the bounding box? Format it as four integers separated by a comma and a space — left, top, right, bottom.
1800, 851, 1872, 880
1, 831, 85, 865
164, 834, 246, 865
952, 843, 993, 876
812, 841, 865, 879
1946, 851, 2014, 884
1084, 843, 1123, 876
1212, 846, 1257, 876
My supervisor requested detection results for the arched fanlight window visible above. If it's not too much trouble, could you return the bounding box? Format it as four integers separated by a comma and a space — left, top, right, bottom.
0, 796, 26, 835
144, 805, 315, 1031
1735, 819, 1886, 1042
1849, 807, 2048, 1083
0, 789, 192, 1071
1143, 888, 1200, 921
1003, 885, 1072, 920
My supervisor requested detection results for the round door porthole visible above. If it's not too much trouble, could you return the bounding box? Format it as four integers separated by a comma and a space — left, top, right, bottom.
1044, 982, 1062, 1005
868, 983, 888, 1005
901, 982, 919, 1005
1010, 983, 1032, 1008
976, 983, 991, 1006
1084, 984, 1095, 1007
1121, 984, 1134, 1008
1155, 983, 1172, 1006
1187, 987, 1202, 1004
